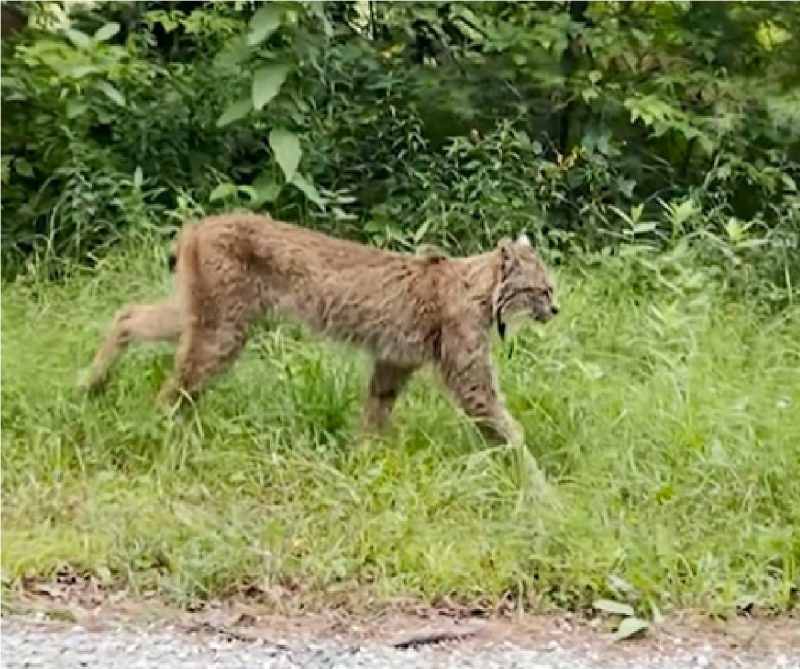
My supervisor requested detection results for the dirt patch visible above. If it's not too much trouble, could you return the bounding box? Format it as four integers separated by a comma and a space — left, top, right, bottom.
4, 571, 799, 665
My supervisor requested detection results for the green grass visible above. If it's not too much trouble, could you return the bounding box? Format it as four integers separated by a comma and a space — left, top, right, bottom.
2, 242, 799, 617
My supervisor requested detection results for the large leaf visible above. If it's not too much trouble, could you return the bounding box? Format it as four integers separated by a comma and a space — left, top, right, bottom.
291, 173, 325, 207
14, 158, 33, 178
62, 64, 99, 79
209, 183, 238, 202
247, 6, 282, 46
216, 98, 253, 127
96, 82, 125, 107
66, 99, 88, 119
269, 128, 301, 182
252, 64, 290, 111
592, 599, 635, 617
94, 22, 120, 42
249, 173, 281, 205
64, 28, 92, 51
612, 617, 649, 642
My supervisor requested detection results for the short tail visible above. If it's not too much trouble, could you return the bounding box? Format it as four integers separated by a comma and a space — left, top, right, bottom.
172, 221, 201, 303
168, 223, 191, 273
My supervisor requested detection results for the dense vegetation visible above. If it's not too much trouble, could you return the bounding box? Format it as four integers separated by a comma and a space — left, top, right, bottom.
3, 1, 799, 288
2, 1, 799, 619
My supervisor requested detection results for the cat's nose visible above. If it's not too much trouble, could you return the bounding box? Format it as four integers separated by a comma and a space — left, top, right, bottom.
550, 305, 559, 315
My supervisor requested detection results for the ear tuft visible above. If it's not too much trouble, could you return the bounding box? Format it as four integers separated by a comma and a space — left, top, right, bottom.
517, 232, 531, 247
496, 237, 514, 271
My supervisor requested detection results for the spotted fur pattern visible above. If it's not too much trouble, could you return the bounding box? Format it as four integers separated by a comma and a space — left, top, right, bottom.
78, 214, 558, 444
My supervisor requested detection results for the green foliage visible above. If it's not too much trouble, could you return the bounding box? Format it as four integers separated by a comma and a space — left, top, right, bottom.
3, 1, 799, 288
269, 128, 301, 182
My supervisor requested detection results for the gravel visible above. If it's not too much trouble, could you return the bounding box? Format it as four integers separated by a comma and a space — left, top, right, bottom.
3, 618, 799, 669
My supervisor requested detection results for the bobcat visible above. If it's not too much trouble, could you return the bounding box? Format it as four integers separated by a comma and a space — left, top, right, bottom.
79, 214, 558, 444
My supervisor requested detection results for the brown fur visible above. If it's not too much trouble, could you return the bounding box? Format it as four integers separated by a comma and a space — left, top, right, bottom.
79, 214, 558, 444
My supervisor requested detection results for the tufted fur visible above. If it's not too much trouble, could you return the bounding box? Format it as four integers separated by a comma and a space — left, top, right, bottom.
79, 214, 558, 444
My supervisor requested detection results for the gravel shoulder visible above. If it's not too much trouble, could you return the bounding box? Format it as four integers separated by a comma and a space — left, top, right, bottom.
2, 606, 799, 669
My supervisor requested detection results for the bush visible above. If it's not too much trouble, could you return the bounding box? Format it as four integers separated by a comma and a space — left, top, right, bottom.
1, 0, 798, 299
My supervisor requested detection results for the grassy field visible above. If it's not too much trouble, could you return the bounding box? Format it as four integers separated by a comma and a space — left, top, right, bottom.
2, 241, 799, 617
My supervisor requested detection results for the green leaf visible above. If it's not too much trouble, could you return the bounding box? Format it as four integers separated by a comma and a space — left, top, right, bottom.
592, 599, 635, 617
649, 600, 664, 625
291, 173, 325, 207
63, 64, 99, 79
621, 51, 637, 71
736, 238, 768, 249
236, 185, 259, 201
94, 22, 120, 42
413, 219, 432, 244
209, 183, 238, 202
612, 617, 649, 642
247, 5, 282, 46
133, 167, 143, 190
14, 158, 33, 178
332, 206, 357, 221
725, 216, 745, 242
64, 28, 92, 50
756, 20, 791, 51
96, 82, 125, 107
632, 222, 657, 234
670, 199, 697, 226
216, 98, 253, 127
66, 99, 87, 119
607, 574, 640, 598
252, 64, 290, 111
581, 88, 599, 103
269, 128, 301, 182
250, 174, 281, 205
214, 35, 251, 69
618, 179, 636, 198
